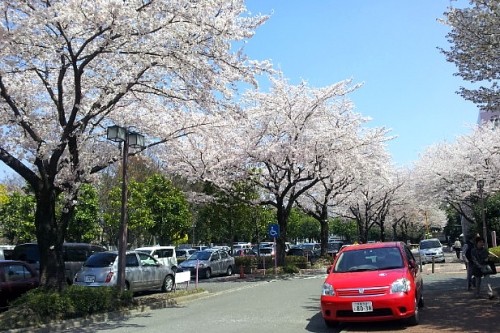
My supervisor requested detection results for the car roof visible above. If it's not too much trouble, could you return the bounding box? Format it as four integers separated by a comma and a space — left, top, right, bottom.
135, 246, 175, 250
0, 259, 30, 264
340, 241, 403, 252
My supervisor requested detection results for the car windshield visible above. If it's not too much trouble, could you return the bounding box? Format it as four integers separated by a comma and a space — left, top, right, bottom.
420, 240, 441, 249
187, 251, 211, 261
84, 253, 117, 267
334, 247, 403, 272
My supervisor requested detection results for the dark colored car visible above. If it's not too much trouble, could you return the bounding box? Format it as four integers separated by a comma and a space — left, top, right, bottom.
327, 241, 350, 258
11, 243, 106, 284
0, 260, 39, 309
287, 247, 320, 263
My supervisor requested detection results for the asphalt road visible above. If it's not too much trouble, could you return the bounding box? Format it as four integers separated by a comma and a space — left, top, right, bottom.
15, 252, 500, 333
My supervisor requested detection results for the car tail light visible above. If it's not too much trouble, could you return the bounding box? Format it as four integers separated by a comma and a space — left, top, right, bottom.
105, 272, 114, 283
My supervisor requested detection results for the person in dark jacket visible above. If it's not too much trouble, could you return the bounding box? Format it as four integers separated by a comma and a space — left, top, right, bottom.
471, 236, 490, 297
461, 235, 476, 290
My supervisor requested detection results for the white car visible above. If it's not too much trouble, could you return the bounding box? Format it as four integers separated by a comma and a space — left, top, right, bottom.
418, 238, 445, 264
135, 245, 178, 272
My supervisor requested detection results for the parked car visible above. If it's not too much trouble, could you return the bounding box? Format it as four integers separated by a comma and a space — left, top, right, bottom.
0, 260, 39, 309
192, 245, 209, 252
418, 238, 445, 264
74, 251, 175, 293
257, 247, 275, 256
299, 242, 321, 255
0, 245, 14, 260
178, 248, 234, 279
134, 246, 178, 272
327, 241, 349, 258
287, 247, 320, 263
232, 248, 257, 257
176, 248, 197, 260
231, 243, 252, 255
321, 241, 423, 328
11, 242, 106, 284
211, 245, 231, 252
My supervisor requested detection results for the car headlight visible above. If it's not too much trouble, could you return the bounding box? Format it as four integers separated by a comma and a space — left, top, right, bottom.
322, 282, 335, 296
391, 278, 411, 293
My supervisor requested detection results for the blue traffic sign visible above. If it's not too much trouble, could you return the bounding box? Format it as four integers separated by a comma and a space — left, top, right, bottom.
268, 224, 280, 238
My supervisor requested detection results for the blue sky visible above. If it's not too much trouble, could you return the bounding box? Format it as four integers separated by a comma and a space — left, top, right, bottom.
244, 0, 478, 167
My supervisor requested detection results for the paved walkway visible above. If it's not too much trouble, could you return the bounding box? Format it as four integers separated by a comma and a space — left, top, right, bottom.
340, 260, 500, 333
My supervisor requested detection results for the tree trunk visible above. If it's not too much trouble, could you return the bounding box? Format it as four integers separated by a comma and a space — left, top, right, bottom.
276, 204, 288, 267
34, 187, 67, 291
319, 217, 329, 256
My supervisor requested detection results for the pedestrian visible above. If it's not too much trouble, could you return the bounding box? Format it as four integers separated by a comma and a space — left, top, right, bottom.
470, 236, 490, 297
461, 235, 475, 290
453, 238, 462, 259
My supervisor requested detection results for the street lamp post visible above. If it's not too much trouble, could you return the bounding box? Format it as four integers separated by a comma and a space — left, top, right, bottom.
477, 179, 488, 249
107, 125, 145, 291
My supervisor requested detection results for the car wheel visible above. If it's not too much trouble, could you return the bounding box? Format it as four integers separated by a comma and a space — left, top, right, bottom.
205, 268, 211, 279
226, 266, 233, 276
162, 274, 174, 292
406, 297, 419, 326
324, 319, 338, 328
418, 293, 424, 308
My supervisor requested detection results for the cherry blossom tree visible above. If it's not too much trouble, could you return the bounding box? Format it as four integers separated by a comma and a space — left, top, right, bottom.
336, 164, 404, 243
388, 172, 448, 242
296, 127, 391, 255
166, 75, 393, 265
411, 124, 500, 240
440, 0, 500, 112
0, 0, 270, 289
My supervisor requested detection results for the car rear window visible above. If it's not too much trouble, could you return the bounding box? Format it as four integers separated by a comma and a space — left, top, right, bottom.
188, 251, 211, 261
84, 253, 117, 267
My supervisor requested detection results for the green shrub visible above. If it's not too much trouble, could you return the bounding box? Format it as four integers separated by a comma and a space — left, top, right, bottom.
234, 256, 258, 268
282, 263, 300, 274
284, 256, 308, 269
10, 288, 74, 320
8, 286, 134, 324
489, 246, 500, 263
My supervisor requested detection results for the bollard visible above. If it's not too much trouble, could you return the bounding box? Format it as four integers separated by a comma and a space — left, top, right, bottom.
239, 265, 245, 279
431, 256, 435, 273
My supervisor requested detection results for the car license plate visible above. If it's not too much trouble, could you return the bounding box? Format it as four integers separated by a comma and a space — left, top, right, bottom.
84, 275, 95, 283
352, 301, 373, 312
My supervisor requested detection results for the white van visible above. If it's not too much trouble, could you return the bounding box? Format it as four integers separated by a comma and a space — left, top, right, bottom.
134, 246, 178, 272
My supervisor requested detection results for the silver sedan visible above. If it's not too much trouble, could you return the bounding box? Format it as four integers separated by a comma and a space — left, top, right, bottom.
74, 251, 175, 293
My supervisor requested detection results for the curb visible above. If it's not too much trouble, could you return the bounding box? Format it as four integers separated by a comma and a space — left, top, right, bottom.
1, 290, 210, 333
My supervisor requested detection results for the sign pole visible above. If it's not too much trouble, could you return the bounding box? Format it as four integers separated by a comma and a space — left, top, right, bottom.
274, 236, 277, 275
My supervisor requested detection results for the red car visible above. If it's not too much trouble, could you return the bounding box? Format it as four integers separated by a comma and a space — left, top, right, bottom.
321, 242, 423, 328
0, 260, 39, 309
